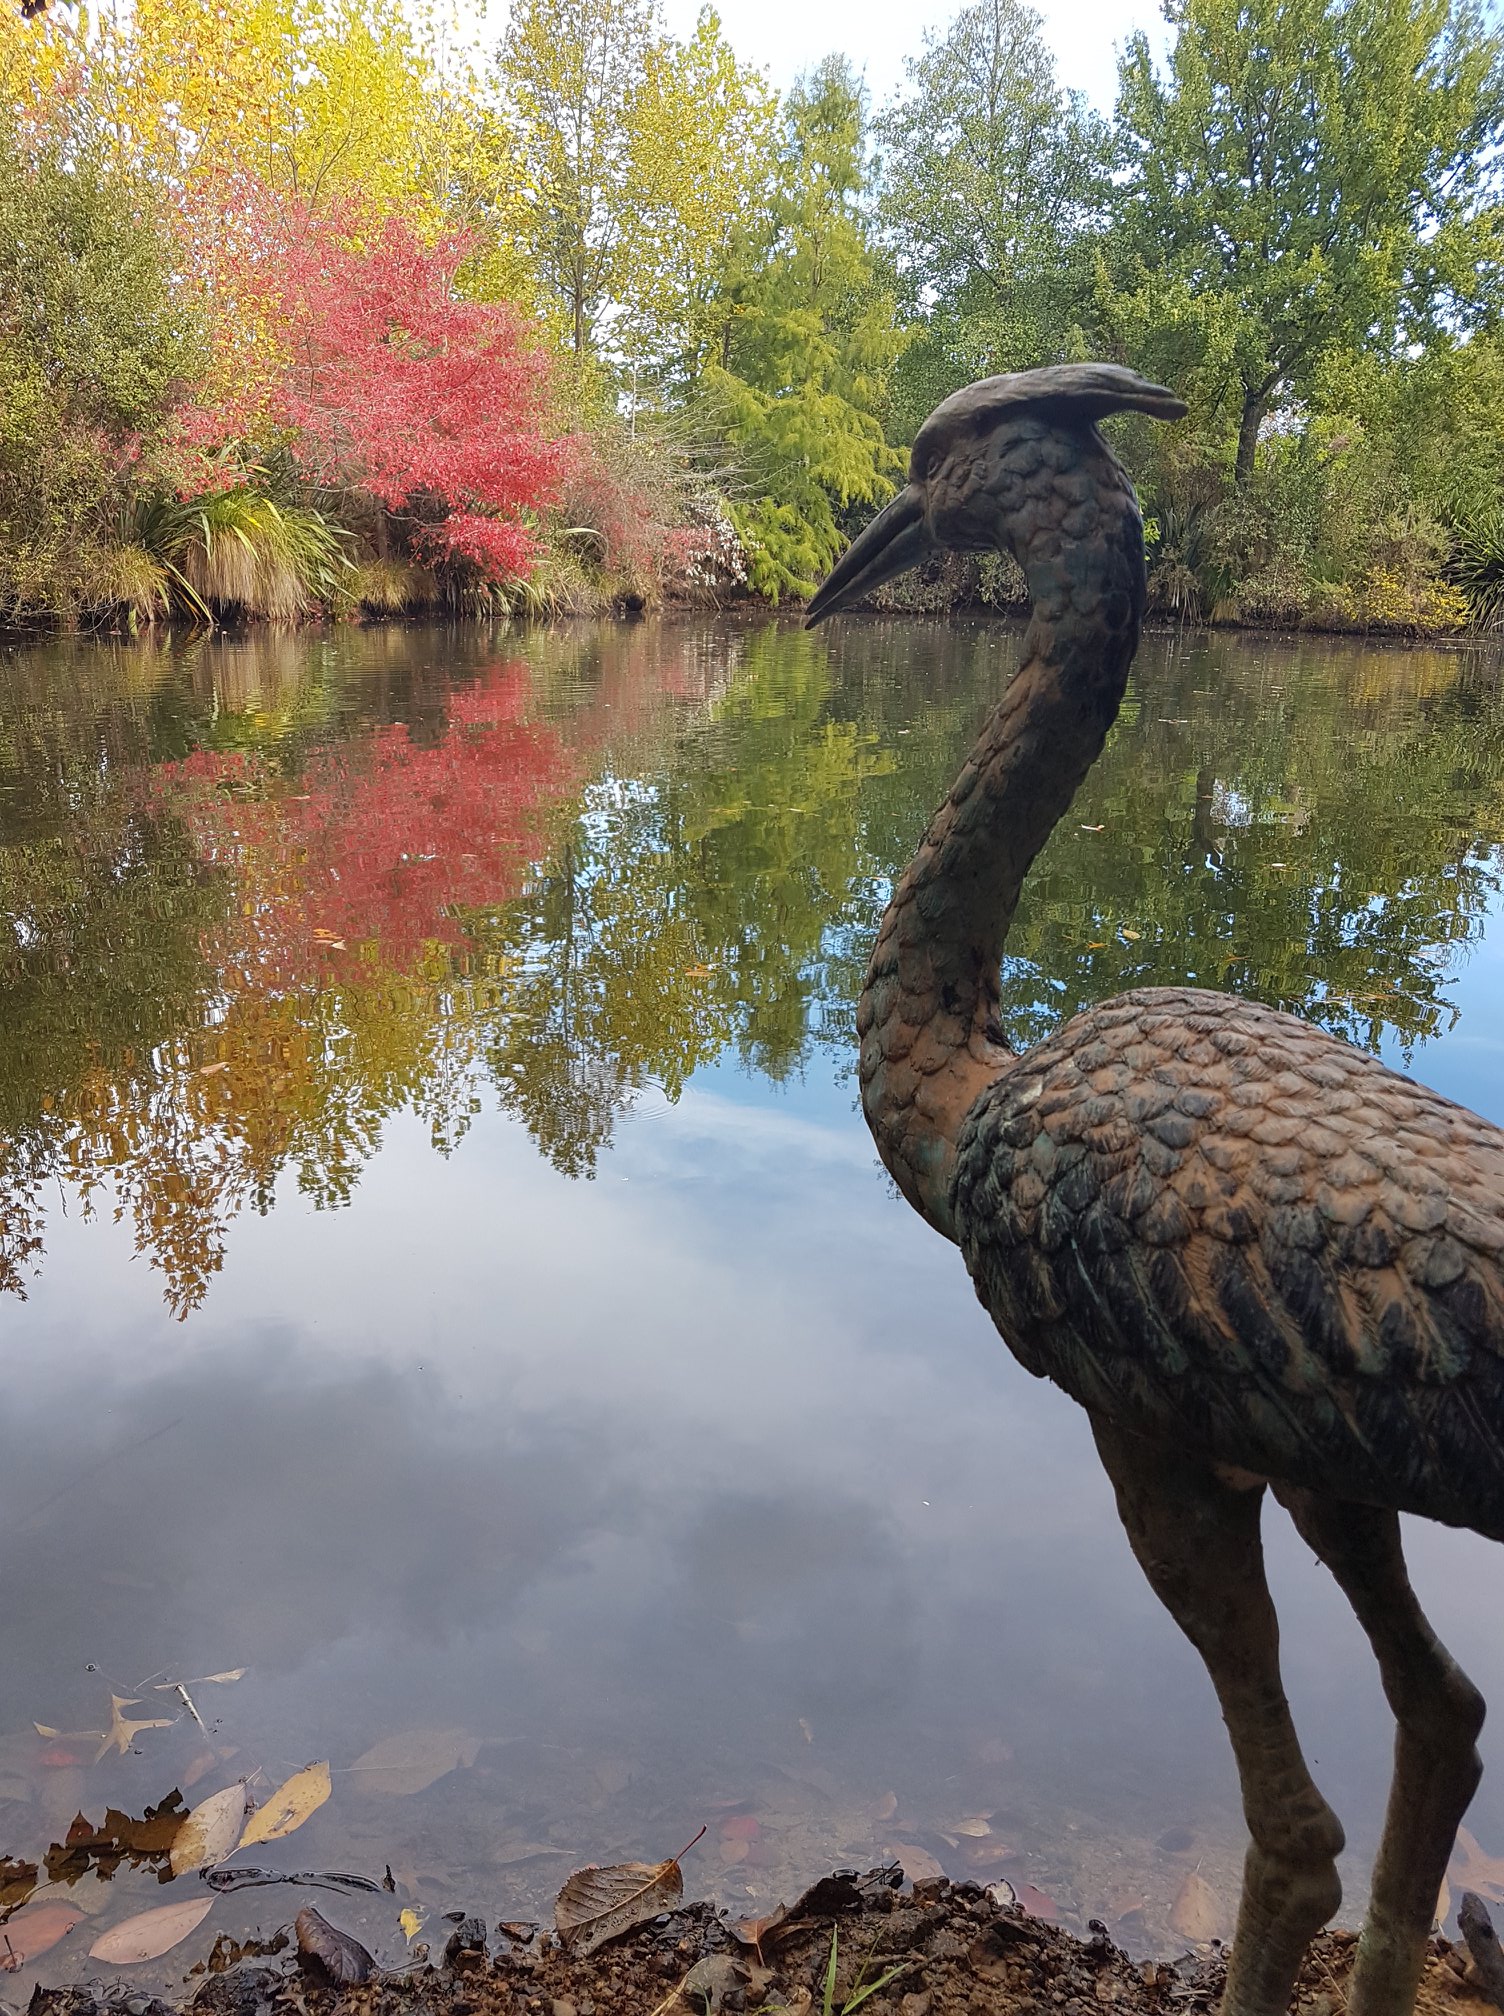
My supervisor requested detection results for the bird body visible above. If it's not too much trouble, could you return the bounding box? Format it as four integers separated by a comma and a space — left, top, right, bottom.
808, 362, 1504, 2016
955, 986, 1504, 1539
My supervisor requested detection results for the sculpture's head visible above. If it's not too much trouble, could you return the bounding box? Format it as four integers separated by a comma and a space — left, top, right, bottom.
805, 363, 1186, 627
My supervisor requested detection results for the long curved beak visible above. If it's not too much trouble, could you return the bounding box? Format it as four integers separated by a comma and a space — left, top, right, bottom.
805, 486, 934, 627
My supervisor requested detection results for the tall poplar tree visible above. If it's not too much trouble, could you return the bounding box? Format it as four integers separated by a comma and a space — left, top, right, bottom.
1107, 0, 1504, 487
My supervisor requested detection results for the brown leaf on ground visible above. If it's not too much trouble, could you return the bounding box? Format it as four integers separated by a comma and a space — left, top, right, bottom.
555, 1855, 685, 1957
88, 1895, 214, 1964
0, 1858, 38, 1912
241, 1761, 330, 1846
295, 1907, 375, 1985
1169, 1869, 1223, 1942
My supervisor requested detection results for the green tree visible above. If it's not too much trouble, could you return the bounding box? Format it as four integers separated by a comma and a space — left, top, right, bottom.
873, 0, 1109, 433
1105, 0, 1504, 490
497, 0, 665, 358
705, 60, 904, 601
0, 112, 198, 620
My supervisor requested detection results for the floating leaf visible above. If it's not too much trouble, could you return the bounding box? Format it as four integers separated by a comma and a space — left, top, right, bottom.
348, 1729, 480, 1796
89, 1895, 214, 1964
295, 1906, 374, 1984
190, 1670, 247, 1686
1120, 928, 1142, 942
0, 1901, 84, 1969
952, 1816, 992, 1838
398, 1908, 423, 1943
97, 1696, 173, 1761
170, 1782, 249, 1875
241, 1761, 330, 1846
556, 1842, 690, 1957
1169, 1870, 1222, 1942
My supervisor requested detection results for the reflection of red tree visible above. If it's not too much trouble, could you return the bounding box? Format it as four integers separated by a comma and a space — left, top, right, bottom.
157, 664, 579, 984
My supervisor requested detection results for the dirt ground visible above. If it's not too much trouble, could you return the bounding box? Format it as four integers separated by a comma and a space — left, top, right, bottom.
25, 1868, 1504, 2016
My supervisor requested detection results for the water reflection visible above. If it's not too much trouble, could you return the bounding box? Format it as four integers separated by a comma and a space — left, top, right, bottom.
4, 618, 1504, 1979
6, 622, 1504, 1312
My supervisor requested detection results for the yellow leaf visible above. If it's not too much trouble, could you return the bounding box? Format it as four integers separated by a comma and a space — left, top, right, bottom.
170, 1782, 249, 1875
241, 1760, 331, 1846
399, 1908, 423, 1942
1121, 928, 1142, 941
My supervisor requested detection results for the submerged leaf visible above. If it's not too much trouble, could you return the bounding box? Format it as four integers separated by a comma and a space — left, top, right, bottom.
1168, 1870, 1222, 1942
89, 1895, 214, 1964
170, 1783, 249, 1875
348, 1730, 480, 1796
555, 1856, 684, 1956
241, 1761, 330, 1846
0, 1901, 84, 1969
295, 1906, 374, 1984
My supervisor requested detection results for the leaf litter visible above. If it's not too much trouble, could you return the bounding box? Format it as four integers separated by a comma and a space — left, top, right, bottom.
555, 1826, 705, 1957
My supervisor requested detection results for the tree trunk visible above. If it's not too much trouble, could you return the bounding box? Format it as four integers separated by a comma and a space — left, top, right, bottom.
1234, 390, 1265, 489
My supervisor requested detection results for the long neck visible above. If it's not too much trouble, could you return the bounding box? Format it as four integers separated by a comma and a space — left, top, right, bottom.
857, 425, 1145, 1240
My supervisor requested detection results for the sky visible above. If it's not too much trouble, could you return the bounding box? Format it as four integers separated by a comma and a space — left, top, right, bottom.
461, 0, 1170, 114
655, 0, 1166, 110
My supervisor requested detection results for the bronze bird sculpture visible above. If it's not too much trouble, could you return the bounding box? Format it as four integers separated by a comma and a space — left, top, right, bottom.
806, 363, 1504, 2016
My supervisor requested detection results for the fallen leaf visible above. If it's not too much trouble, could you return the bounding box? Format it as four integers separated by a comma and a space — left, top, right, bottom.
191, 1670, 247, 1686
241, 1761, 330, 1846
729, 1906, 790, 1953
1437, 1875, 1452, 1928
719, 1814, 760, 1841
720, 1839, 750, 1868
1080, 824, 1105, 833
952, 1816, 992, 1838
1016, 1882, 1058, 1919
0, 1858, 38, 1912
196, 1062, 229, 1077
1452, 1825, 1504, 1905
348, 1730, 480, 1796
1169, 1870, 1222, 1942
683, 965, 715, 979
556, 1851, 686, 1956
0, 1901, 84, 1969
46, 1795, 188, 1885
97, 1696, 173, 1761
889, 1844, 945, 1885
1120, 928, 1142, 942
170, 1782, 249, 1876
295, 1906, 374, 1985
398, 1908, 423, 1943
870, 1792, 898, 1824
89, 1895, 214, 1964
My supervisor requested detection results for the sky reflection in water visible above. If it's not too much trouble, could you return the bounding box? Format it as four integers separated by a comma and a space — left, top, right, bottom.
3, 617, 1504, 1977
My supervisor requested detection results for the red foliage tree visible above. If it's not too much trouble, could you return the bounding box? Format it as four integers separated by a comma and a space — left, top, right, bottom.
176, 186, 570, 579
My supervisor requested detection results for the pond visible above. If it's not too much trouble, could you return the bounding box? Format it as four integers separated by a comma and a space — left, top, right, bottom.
4, 614, 1504, 1984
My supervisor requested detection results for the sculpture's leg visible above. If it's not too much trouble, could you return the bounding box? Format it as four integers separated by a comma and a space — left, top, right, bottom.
1275, 1487, 1485, 2016
1091, 1418, 1343, 2016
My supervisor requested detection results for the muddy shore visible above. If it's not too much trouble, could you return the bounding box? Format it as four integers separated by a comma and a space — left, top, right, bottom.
26, 1869, 1501, 2016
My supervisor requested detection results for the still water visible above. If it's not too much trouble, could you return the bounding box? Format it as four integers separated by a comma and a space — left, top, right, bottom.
4, 615, 1504, 1981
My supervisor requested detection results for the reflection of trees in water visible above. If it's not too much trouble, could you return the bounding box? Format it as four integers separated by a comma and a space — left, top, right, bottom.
2, 622, 1503, 1313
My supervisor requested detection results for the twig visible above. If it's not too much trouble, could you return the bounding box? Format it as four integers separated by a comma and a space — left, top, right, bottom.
1459, 1890, 1504, 2011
